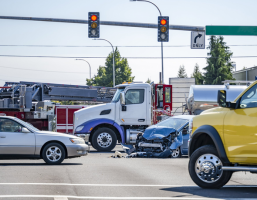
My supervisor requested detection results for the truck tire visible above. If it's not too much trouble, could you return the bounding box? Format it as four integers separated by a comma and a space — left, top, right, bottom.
91, 127, 117, 152
42, 142, 66, 165
188, 145, 232, 189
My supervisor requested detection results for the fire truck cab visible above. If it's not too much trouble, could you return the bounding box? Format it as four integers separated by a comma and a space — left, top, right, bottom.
73, 82, 172, 151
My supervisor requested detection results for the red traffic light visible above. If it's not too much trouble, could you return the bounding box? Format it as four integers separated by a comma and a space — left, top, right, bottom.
160, 19, 167, 25
91, 15, 97, 21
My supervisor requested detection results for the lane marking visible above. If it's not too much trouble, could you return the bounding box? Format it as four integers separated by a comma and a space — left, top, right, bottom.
0, 183, 256, 187
54, 198, 68, 200
0, 195, 255, 200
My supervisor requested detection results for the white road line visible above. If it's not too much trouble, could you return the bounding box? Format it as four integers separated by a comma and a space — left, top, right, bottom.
0, 196, 255, 200
54, 198, 68, 200
0, 183, 255, 187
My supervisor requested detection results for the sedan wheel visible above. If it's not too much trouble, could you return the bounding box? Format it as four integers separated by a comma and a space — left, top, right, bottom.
46, 146, 62, 162
42, 143, 65, 165
171, 147, 181, 158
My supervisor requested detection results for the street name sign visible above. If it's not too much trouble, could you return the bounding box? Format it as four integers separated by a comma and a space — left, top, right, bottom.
206, 26, 257, 36
191, 31, 205, 49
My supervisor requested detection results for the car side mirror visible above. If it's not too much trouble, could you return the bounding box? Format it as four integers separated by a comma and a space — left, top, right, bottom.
182, 129, 188, 135
22, 127, 30, 133
120, 92, 125, 106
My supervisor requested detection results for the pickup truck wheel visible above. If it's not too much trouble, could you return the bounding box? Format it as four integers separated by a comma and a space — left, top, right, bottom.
189, 145, 232, 189
91, 127, 117, 152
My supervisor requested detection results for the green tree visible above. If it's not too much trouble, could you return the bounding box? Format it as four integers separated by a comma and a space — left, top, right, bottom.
51, 100, 74, 105
191, 63, 204, 85
146, 78, 151, 84
203, 36, 234, 85
177, 65, 188, 78
86, 48, 134, 87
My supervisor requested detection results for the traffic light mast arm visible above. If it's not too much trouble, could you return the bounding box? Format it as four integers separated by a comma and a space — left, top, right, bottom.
132, 0, 162, 16
0, 16, 205, 32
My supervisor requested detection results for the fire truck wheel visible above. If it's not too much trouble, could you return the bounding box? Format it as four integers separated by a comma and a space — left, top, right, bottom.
91, 127, 117, 152
42, 142, 66, 165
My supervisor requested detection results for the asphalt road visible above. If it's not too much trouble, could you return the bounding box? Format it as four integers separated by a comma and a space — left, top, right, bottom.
0, 145, 256, 200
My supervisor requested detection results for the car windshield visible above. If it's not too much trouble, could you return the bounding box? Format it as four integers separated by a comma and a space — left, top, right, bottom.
112, 88, 125, 102
14, 117, 40, 132
156, 118, 189, 130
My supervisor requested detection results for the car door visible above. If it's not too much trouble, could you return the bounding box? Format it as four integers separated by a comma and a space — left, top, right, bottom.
223, 83, 257, 163
0, 118, 35, 155
119, 88, 147, 125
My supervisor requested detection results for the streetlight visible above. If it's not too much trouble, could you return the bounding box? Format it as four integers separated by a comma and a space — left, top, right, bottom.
130, 0, 164, 83
93, 38, 115, 87
75, 59, 91, 79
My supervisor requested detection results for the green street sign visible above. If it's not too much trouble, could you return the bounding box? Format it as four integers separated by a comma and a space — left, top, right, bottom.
206, 26, 257, 36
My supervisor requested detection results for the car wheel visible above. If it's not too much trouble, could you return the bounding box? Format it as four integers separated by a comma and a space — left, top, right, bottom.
91, 127, 117, 152
42, 143, 66, 165
171, 147, 181, 158
188, 145, 232, 189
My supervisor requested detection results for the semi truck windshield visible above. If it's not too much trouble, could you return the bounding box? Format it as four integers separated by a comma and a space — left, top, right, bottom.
112, 88, 125, 102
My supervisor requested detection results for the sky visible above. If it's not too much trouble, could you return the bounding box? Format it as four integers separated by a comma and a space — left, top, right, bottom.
0, 0, 256, 86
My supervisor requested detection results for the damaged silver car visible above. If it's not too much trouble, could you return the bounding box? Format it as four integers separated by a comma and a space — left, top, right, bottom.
122, 115, 194, 158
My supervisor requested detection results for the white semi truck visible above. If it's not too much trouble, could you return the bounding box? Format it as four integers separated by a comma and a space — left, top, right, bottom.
73, 82, 173, 151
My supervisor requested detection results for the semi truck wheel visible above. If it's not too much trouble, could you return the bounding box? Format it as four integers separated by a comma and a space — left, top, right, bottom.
188, 145, 232, 189
91, 127, 117, 152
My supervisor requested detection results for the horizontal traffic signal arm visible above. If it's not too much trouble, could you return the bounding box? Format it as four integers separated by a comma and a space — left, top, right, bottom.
0, 16, 205, 32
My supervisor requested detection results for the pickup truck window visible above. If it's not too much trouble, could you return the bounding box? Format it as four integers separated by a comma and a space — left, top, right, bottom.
125, 89, 144, 105
240, 84, 257, 108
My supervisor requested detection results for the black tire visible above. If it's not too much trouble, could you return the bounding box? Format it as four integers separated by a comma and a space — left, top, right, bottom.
171, 147, 181, 158
188, 145, 232, 189
42, 142, 66, 165
91, 127, 117, 152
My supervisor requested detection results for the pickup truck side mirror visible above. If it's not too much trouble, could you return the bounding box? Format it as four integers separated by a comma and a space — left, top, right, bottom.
120, 92, 125, 106
217, 90, 237, 109
217, 90, 227, 107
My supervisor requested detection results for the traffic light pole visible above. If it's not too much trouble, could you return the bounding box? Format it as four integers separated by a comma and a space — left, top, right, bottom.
130, 0, 164, 83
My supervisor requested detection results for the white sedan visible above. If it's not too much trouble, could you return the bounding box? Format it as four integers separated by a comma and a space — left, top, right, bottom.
0, 116, 89, 164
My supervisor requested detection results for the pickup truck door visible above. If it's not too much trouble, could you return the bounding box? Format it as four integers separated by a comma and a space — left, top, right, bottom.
119, 88, 147, 125
0, 118, 35, 155
223, 83, 257, 163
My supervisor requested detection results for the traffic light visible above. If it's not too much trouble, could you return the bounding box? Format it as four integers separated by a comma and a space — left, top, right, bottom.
158, 16, 169, 42
88, 12, 100, 38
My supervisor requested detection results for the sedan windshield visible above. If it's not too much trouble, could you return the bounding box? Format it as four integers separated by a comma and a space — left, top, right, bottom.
112, 88, 125, 102
156, 118, 188, 130
14, 117, 40, 132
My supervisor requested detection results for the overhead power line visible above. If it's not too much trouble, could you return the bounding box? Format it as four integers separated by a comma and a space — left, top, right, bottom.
0, 66, 89, 74
0, 55, 256, 59
0, 45, 257, 47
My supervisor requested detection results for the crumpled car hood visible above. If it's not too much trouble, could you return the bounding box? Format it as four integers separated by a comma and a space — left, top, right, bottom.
142, 126, 177, 140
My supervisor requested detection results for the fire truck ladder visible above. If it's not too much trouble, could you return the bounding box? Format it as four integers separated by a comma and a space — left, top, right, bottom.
0, 81, 116, 111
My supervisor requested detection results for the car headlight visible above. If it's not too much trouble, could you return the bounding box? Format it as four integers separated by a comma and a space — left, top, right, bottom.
76, 126, 84, 132
70, 138, 85, 144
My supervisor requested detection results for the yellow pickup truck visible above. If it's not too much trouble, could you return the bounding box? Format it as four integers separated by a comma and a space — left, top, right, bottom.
188, 81, 257, 188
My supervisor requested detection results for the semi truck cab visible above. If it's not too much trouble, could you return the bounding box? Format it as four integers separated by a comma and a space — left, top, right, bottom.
73, 82, 172, 151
